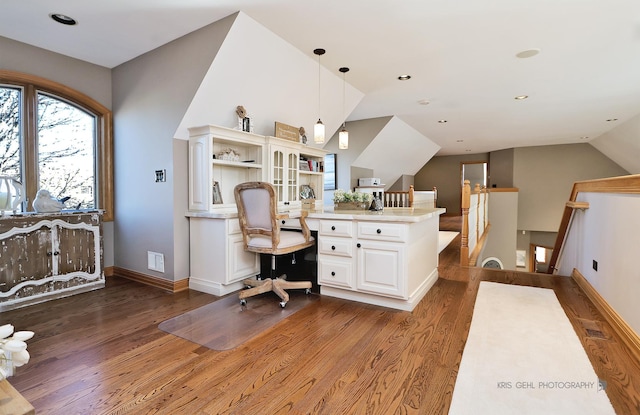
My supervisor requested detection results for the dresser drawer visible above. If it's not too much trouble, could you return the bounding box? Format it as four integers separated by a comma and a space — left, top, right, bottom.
357, 222, 407, 242
318, 255, 354, 289
319, 220, 353, 237
318, 236, 353, 257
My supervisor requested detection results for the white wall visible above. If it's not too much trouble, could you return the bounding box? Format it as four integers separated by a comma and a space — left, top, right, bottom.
175, 12, 363, 142
324, 117, 392, 191
513, 144, 629, 232
558, 192, 640, 335
112, 14, 237, 281
591, 113, 640, 174
352, 116, 440, 189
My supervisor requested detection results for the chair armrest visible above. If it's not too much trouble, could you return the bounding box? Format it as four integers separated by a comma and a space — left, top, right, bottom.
275, 213, 289, 221
298, 210, 312, 241
275, 211, 311, 242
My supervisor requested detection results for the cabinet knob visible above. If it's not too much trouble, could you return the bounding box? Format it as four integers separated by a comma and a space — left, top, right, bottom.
282, 220, 286, 225
331, 271, 336, 276
331, 226, 336, 231
53, 252, 60, 256
46, 252, 52, 256
331, 245, 336, 250
376, 229, 382, 234
357, 243, 361, 248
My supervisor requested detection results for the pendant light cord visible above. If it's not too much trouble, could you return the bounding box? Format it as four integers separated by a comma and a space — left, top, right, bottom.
314, 49, 326, 120
339, 67, 350, 128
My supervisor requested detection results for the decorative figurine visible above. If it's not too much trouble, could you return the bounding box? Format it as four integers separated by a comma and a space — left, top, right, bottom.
33, 189, 68, 213
299, 126, 307, 144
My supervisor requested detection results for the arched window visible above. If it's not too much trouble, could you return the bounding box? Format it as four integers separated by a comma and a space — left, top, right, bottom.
0, 70, 113, 221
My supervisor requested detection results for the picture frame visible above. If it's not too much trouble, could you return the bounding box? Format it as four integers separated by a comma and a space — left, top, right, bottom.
212, 181, 223, 204
300, 184, 315, 200
274, 121, 300, 142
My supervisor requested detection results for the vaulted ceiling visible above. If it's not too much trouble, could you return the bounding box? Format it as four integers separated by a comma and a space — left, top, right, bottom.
2, 0, 640, 169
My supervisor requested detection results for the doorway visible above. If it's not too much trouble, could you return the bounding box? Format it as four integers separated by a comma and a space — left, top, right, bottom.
461, 161, 488, 189
529, 244, 553, 273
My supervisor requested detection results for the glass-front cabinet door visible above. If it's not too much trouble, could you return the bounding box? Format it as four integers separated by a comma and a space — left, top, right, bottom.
287, 151, 298, 203
270, 144, 299, 205
272, 147, 284, 202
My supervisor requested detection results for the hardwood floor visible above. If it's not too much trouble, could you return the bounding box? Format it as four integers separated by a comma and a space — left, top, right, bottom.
5, 216, 640, 414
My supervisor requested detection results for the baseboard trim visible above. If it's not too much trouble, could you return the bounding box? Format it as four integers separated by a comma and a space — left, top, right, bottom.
572, 268, 640, 365
112, 267, 189, 293
104, 266, 114, 277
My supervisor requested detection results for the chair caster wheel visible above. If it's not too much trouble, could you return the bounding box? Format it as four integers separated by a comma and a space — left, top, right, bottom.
240, 299, 247, 306
280, 301, 286, 308
305, 288, 311, 295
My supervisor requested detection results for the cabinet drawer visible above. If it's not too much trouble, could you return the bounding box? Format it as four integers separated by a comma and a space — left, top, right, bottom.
357, 222, 407, 242
318, 256, 354, 289
318, 237, 353, 257
279, 217, 301, 229
319, 220, 353, 237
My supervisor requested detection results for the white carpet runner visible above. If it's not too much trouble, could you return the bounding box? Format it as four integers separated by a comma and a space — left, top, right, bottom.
449, 282, 615, 415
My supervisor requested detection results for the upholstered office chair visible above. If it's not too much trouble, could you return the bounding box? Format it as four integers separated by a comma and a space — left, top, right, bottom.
234, 182, 314, 307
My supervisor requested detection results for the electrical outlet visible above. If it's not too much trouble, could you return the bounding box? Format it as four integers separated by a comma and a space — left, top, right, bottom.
592, 260, 598, 271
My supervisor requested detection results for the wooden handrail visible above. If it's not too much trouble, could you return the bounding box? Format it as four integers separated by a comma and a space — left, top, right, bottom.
461, 181, 491, 266
547, 174, 640, 274
460, 180, 471, 265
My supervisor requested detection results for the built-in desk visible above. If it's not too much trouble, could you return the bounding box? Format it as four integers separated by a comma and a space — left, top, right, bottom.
186, 206, 445, 311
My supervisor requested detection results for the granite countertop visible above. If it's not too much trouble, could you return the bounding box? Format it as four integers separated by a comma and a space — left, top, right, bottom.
186, 206, 446, 223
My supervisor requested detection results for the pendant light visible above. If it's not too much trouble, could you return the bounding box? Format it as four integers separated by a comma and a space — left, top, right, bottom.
313, 48, 326, 144
338, 67, 350, 149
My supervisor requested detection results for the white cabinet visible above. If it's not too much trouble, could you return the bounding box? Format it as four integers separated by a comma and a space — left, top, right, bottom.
317, 219, 356, 290
355, 222, 407, 298
188, 217, 260, 296
317, 219, 408, 299
356, 239, 405, 298
188, 125, 327, 212
298, 147, 326, 208
0, 212, 104, 311
188, 125, 265, 212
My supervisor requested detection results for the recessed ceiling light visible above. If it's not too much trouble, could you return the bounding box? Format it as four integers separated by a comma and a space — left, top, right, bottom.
417, 99, 430, 105
514, 95, 529, 100
456, 139, 464, 142
580, 136, 589, 140
438, 120, 447, 123
606, 118, 618, 122
516, 48, 540, 58
465, 149, 472, 152
398, 75, 411, 81
50, 13, 77, 25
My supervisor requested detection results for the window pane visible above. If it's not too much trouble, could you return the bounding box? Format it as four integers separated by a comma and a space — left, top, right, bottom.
324, 153, 336, 190
37, 93, 96, 209
535, 246, 546, 263
0, 86, 22, 179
